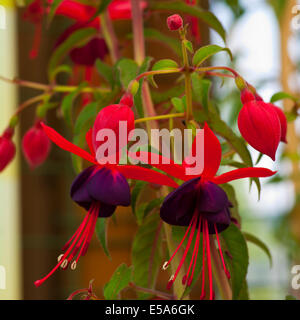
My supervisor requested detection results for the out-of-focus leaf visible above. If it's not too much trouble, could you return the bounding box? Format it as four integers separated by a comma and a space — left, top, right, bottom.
103, 263, 133, 300
132, 213, 163, 299
49, 64, 72, 83
143, 28, 182, 57
243, 232, 272, 267
192, 45, 232, 67
131, 182, 147, 215
151, 1, 226, 42
183, 40, 193, 54
171, 97, 185, 112
74, 102, 98, 135
61, 82, 87, 127
48, 28, 97, 76
95, 218, 111, 258
72, 131, 86, 173
270, 91, 298, 103
89, 0, 113, 22
47, 0, 63, 25
95, 59, 115, 88
191, 73, 211, 111
286, 295, 297, 300
220, 183, 241, 224
222, 224, 249, 300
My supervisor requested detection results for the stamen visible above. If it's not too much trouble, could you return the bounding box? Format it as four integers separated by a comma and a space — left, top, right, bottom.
162, 213, 197, 270
162, 261, 169, 270
84, 66, 93, 83
170, 214, 198, 286
57, 254, 64, 262
34, 203, 99, 287
214, 224, 230, 279
187, 216, 202, 286
29, 23, 42, 59
200, 218, 206, 299
205, 220, 213, 300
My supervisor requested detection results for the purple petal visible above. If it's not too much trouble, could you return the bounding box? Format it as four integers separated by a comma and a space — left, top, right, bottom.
160, 177, 200, 227
87, 167, 131, 206
202, 207, 231, 234
197, 181, 228, 213
70, 166, 96, 209
98, 203, 117, 218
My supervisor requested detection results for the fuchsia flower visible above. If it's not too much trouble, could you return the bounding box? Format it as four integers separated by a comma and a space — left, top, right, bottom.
132, 124, 276, 299
0, 128, 16, 172
34, 109, 177, 287
22, 0, 45, 59
22, 120, 51, 168
185, 0, 201, 43
238, 88, 287, 160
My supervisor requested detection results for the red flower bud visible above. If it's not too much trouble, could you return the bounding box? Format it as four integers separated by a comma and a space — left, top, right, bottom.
238, 100, 281, 160
240, 88, 255, 104
22, 121, 51, 168
119, 93, 134, 108
167, 14, 183, 31
0, 128, 16, 172
92, 104, 135, 160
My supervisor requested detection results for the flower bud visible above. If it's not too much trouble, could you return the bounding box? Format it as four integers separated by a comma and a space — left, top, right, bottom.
92, 104, 135, 161
167, 14, 183, 31
22, 121, 51, 168
238, 100, 281, 160
120, 93, 134, 108
0, 128, 16, 172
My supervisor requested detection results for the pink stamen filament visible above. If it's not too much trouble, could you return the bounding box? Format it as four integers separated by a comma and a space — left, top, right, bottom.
205, 220, 213, 300
186, 216, 202, 286
168, 214, 198, 288
30, 22, 42, 59
163, 212, 197, 269
214, 224, 230, 279
34, 203, 99, 287
200, 219, 206, 300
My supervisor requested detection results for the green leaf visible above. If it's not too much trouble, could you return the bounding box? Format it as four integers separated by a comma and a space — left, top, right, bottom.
48, 28, 97, 77
192, 45, 232, 67
95, 218, 111, 258
116, 58, 139, 89
61, 82, 87, 127
286, 295, 297, 300
171, 97, 185, 112
191, 73, 211, 112
151, 1, 226, 42
222, 224, 249, 300
47, 0, 63, 26
49, 64, 72, 83
72, 132, 85, 173
243, 232, 272, 267
103, 263, 133, 300
183, 40, 194, 54
152, 59, 179, 71
220, 183, 241, 224
143, 28, 182, 57
131, 181, 147, 214
132, 214, 163, 299
88, 0, 113, 22
270, 91, 298, 103
74, 102, 99, 135
95, 59, 115, 88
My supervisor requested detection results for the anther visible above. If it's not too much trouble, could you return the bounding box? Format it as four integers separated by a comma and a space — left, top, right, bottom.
60, 259, 68, 269
71, 261, 77, 270
57, 254, 64, 262
162, 261, 169, 270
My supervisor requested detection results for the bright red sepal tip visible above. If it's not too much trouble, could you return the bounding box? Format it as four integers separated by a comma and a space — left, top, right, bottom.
0, 128, 16, 172
40, 123, 178, 188
131, 123, 276, 184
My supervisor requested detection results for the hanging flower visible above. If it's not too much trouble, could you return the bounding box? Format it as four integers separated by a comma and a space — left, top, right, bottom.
0, 128, 16, 172
22, 0, 45, 59
34, 113, 177, 287
22, 120, 51, 168
238, 88, 287, 160
131, 124, 276, 299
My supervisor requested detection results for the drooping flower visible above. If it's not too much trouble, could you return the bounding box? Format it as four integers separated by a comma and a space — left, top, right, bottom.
0, 128, 16, 172
22, 120, 51, 168
34, 115, 177, 287
22, 0, 45, 59
131, 124, 276, 299
238, 88, 287, 160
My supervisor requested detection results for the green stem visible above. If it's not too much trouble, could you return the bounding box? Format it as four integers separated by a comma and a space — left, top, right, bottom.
100, 11, 120, 64
130, 0, 189, 300
135, 113, 185, 124
209, 236, 232, 300
181, 35, 193, 122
